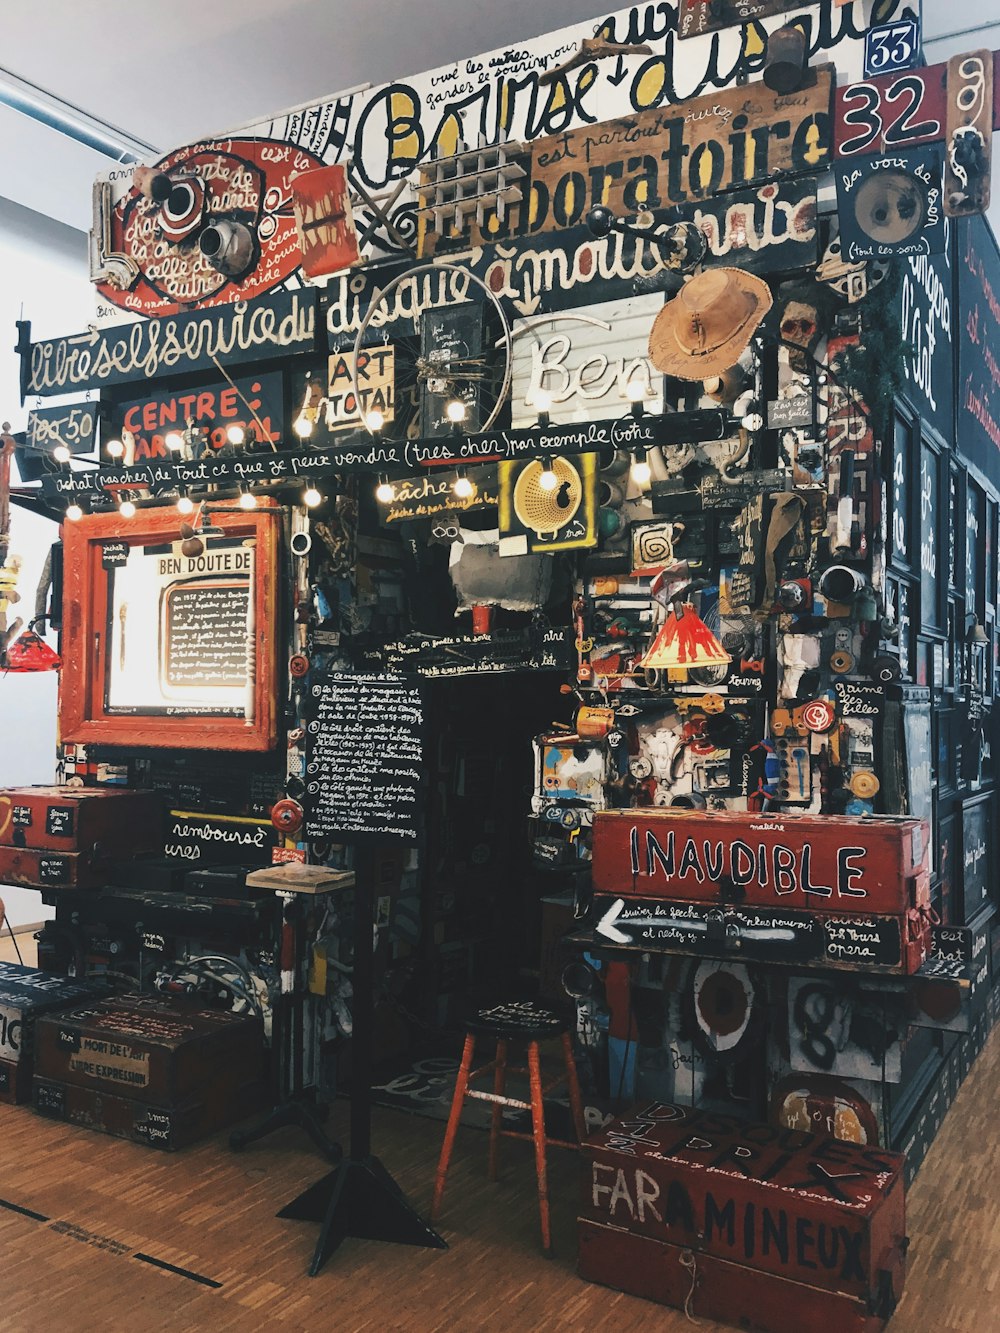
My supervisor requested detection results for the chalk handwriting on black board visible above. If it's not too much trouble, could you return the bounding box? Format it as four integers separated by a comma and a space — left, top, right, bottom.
34, 1082, 66, 1115
45, 807, 75, 839
163, 810, 276, 864
767, 397, 814, 429
25, 288, 318, 397
163, 580, 250, 688
39, 857, 69, 884
305, 673, 422, 842
12, 806, 32, 828
26, 403, 97, 455
101, 542, 129, 569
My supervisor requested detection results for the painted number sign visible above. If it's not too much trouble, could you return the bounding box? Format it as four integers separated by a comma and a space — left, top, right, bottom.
834, 65, 947, 158
864, 20, 920, 80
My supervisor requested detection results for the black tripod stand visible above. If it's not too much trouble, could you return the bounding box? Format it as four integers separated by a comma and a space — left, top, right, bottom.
231, 891, 342, 1163
278, 845, 446, 1274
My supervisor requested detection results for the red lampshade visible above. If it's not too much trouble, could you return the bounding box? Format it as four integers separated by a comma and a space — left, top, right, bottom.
640, 602, 731, 672
3, 629, 61, 672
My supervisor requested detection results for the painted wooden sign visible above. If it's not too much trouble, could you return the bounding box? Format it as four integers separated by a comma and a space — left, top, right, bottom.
290, 162, 361, 277
24, 288, 319, 398
378, 465, 499, 523
582, 1103, 905, 1303
25, 403, 98, 457
589, 895, 931, 974
326, 347, 396, 429
835, 145, 945, 261
958, 215, 1000, 490
897, 240, 954, 441
526, 68, 833, 237
93, 139, 326, 318
677, 0, 805, 41
111, 372, 283, 462
511, 295, 664, 427
944, 50, 993, 217
833, 65, 947, 159
591, 810, 930, 917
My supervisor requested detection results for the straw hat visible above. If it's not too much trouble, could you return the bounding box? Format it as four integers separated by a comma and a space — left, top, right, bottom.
649, 267, 773, 380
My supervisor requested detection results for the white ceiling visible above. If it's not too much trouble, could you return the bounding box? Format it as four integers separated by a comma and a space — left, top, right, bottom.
0, 2, 996, 234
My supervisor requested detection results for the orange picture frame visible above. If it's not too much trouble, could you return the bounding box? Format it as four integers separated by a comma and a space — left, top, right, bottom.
60, 502, 280, 751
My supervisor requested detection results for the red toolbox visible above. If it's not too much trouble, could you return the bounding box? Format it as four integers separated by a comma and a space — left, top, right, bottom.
0, 846, 109, 890
0, 963, 108, 1104
32, 1074, 264, 1150
591, 811, 929, 917
32, 994, 264, 1108
579, 1102, 906, 1326
0, 786, 162, 854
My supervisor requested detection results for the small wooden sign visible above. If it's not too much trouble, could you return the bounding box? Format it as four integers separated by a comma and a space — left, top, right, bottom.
834, 64, 947, 159
528, 68, 833, 238
944, 50, 993, 217
26, 403, 97, 457
677, 0, 804, 41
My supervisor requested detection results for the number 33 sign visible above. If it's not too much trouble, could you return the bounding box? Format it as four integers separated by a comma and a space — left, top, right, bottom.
864, 19, 919, 80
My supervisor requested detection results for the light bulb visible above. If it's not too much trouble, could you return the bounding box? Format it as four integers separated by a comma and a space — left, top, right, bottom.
165, 431, 184, 451
106, 439, 124, 459
741, 412, 764, 432
626, 378, 647, 403
227, 425, 246, 446
239, 490, 258, 510
366, 409, 385, 433
176, 494, 195, 515
375, 478, 395, 503
453, 470, 475, 500
65, 503, 83, 522
303, 486, 322, 508
445, 398, 467, 424
538, 461, 559, 492
294, 416, 314, 439
533, 390, 552, 413
119, 499, 136, 519
631, 455, 652, 486
53, 444, 71, 463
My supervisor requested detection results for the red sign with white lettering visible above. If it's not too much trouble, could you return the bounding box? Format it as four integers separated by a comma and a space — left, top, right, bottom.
590, 811, 929, 917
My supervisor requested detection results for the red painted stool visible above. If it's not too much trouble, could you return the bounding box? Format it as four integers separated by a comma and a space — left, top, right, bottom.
431, 1000, 586, 1255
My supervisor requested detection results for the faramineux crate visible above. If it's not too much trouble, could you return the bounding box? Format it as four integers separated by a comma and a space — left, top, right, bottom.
32, 995, 264, 1107
591, 811, 929, 917
0, 963, 108, 1104
579, 1102, 906, 1331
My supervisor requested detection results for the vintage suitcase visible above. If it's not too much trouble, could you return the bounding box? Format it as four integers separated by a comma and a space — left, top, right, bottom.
0, 845, 110, 891
578, 1220, 896, 1332
0, 786, 162, 853
33, 995, 264, 1107
591, 811, 930, 917
0, 963, 108, 1104
33, 1074, 264, 1150
580, 1102, 906, 1311
589, 894, 932, 975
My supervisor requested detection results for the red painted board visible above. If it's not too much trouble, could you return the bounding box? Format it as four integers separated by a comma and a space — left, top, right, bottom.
834, 65, 947, 159
0, 786, 162, 853
578, 1220, 897, 1330
580, 1102, 906, 1303
590, 810, 930, 917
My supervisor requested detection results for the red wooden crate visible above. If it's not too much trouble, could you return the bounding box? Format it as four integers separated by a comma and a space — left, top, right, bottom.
591, 811, 929, 917
578, 1219, 897, 1331
580, 1102, 906, 1304
0, 786, 162, 853
0, 846, 106, 890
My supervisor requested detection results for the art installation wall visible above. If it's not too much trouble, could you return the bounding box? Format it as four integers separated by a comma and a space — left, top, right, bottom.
0, 0, 997, 1323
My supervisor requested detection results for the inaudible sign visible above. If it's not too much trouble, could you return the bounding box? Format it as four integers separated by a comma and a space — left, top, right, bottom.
590, 810, 929, 917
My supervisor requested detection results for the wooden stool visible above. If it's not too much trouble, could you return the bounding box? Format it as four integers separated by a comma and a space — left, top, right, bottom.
431, 1000, 586, 1255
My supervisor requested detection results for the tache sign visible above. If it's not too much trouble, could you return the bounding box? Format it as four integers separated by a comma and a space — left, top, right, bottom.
380, 466, 498, 523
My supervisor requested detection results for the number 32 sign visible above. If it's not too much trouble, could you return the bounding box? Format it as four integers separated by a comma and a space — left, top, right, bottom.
864, 18, 919, 79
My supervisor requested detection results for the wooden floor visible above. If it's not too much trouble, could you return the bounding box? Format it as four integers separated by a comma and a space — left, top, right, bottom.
0, 931, 996, 1332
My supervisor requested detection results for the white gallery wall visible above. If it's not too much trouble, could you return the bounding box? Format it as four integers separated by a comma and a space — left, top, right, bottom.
0, 196, 92, 927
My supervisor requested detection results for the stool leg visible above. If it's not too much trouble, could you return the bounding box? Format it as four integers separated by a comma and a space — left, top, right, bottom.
432, 1032, 476, 1222
561, 1030, 587, 1145
527, 1040, 552, 1255
488, 1038, 508, 1183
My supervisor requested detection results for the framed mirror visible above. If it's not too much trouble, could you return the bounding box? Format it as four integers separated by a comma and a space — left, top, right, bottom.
60, 502, 280, 751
